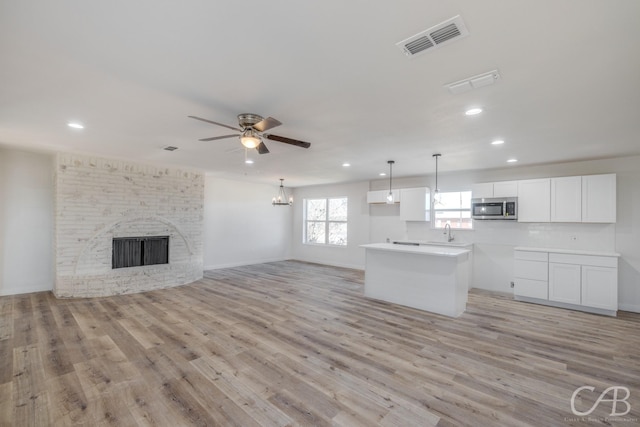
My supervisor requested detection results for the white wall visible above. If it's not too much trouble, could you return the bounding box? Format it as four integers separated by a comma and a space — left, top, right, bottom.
291, 181, 370, 269
203, 176, 292, 269
0, 147, 54, 295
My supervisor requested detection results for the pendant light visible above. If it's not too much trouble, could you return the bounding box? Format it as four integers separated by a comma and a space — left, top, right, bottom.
433, 153, 442, 205
272, 179, 293, 206
386, 160, 395, 204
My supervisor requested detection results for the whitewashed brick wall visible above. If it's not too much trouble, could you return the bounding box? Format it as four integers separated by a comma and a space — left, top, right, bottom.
54, 154, 204, 297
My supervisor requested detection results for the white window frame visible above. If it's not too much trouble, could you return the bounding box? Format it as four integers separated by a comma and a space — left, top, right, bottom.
303, 197, 348, 246
432, 190, 473, 230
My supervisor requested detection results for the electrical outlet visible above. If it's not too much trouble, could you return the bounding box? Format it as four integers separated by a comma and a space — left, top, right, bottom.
510, 281, 515, 288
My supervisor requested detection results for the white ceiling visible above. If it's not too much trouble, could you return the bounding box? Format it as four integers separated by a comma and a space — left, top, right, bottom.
1, 1, 639, 187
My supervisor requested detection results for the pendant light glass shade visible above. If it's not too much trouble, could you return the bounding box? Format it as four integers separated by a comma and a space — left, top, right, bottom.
272, 179, 293, 206
386, 160, 395, 204
433, 154, 442, 206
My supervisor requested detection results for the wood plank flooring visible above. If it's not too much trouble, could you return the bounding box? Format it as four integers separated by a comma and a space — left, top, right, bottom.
1, 260, 639, 426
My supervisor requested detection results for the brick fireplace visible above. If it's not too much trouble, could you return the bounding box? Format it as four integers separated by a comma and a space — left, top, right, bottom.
54, 154, 203, 297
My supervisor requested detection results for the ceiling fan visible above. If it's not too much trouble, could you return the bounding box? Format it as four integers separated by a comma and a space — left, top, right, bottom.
188, 113, 311, 154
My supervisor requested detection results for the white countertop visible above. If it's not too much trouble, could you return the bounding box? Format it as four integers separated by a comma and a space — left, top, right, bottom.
392, 240, 474, 248
515, 246, 620, 257
361, 243, 470, 257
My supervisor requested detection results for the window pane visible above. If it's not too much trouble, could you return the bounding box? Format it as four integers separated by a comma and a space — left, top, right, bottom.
328, 198, 347, 221
434, 191, 472, 230
460, 191, 472, 209
328, 222, 347, 245
306, 199, 327, 221
439, 192, 462, 209
306, 221, 326, 244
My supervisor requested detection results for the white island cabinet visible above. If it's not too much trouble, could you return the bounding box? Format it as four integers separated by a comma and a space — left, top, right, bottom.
361, 243, 470, 317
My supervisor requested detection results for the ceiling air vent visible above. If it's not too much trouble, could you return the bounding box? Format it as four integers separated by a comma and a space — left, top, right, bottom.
396, 15, 469, 58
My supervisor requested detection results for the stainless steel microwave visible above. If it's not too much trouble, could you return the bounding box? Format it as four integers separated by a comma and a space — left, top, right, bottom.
471, 197, 518, 220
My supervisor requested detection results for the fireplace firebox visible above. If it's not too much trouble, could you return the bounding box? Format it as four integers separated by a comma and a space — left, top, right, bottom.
112, 236, 169, 269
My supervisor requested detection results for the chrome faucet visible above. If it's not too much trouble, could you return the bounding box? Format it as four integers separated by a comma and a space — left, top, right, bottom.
444, 223, 454, 242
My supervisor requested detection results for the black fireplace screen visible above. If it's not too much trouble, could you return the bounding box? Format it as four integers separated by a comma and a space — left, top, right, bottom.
112, 236, 169, 269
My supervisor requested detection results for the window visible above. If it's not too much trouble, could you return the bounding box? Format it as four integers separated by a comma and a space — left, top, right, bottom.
304, 197, 348, 245
433, 191, 472, 229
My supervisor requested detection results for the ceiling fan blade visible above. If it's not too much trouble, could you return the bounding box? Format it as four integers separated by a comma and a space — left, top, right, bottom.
264, 134, 311, 148
253, 117, 282, 132
257, 141, 270, 154
198, 134, 238, 141
188, 116, 242, 132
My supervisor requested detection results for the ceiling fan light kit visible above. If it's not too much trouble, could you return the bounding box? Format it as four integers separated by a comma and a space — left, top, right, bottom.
272, 179, 293, 206
240, 129, 261, 149
188, 113, 311, 155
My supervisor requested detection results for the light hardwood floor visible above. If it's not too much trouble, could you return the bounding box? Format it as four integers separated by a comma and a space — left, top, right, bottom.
1, 260, 639, 426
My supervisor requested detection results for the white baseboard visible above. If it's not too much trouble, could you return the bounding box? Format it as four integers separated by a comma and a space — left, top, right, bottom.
619, 303, 640, 313
290, 258, 364, 271
0, 284, 53, 297
204, 258, 364, 272
204, 257, 288, 271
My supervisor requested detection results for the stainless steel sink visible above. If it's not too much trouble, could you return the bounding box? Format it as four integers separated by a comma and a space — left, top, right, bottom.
422, 241, 472, 247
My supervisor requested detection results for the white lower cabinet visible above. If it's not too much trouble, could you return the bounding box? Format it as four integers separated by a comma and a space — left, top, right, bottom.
582, 265, 618, 310
549, 262, 581, 304
514, 248, 619, 315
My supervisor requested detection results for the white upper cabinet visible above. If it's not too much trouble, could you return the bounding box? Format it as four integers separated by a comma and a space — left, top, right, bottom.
517, 178, 551, 222
493, 181, 518, 197
399, 187, 430, 221
582, 174, 616, 223
551, 176, 582, 222
471, 181, 517, 199
367, 189, 401, 204
471, 183, 493, 199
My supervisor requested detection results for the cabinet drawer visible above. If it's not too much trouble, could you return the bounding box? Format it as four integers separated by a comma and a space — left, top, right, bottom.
514, 251, 548, 262
514, 278, 548, 299
514, 259, 548, 281
549, 253, 618, 268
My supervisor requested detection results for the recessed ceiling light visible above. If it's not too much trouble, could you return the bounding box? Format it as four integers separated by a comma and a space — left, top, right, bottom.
379, 172, 386, 176
245, 159, 254, 164
67, 122, 84, 129
491, 140, 504, 145
342, 163, 351, 167
465, 108, 482, 116
507, 158, 518, 163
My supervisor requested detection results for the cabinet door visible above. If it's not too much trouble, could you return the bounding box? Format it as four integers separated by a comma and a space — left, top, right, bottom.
549, 262, 581, 304
551, 176, 582, 222
581, 265, 617, 310
493, 181, 518, 197
517, 178, 551, 222
471, 183, 494, 199
399, 187, 430, 221
582, 174, 616, 223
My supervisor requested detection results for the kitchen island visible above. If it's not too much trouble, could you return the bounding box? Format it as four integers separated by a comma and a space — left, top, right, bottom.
361, 243, 471, 317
